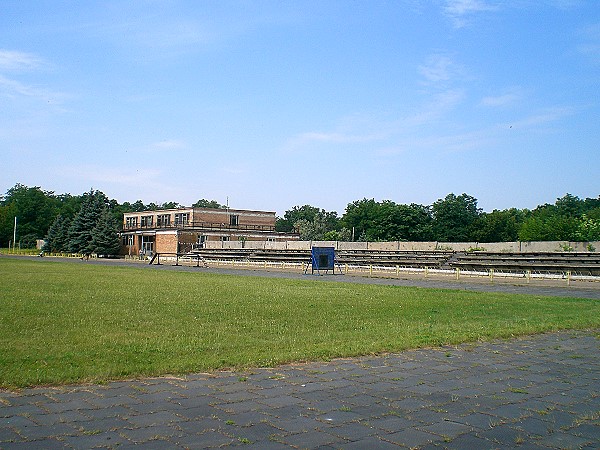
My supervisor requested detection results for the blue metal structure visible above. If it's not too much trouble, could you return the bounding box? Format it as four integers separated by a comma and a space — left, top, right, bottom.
309, 247, 336, 275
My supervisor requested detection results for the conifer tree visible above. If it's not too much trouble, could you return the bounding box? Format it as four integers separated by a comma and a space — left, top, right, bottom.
90, 206, 121, 256
43, 214, 71, 252
68, 190, 107, 255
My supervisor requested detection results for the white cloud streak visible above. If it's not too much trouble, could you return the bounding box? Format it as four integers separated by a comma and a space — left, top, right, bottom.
0, 49, 47, 71
480, 87, 523, 107
286, 89, 466, 152
443, 0, 499, 28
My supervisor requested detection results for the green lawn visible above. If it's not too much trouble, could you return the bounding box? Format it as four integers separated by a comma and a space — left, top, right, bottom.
1, 258, 598, 388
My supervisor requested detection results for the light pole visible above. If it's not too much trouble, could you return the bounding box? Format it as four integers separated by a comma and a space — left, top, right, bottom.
13, 216, 17, 251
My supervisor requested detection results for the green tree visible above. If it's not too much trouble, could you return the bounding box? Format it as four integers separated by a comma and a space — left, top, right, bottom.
517, 195, 589, 241
431, 193, 481, 242
276, 205, 321, 232
43, 214, 71, 253
0, 184, 60, 247
341, 198, 380, 241
574, 215, 600, 242
0, 202, 17, 247
342, 200, 433, 242
68, 190, 108, 255
276, 205, 339, 233
192, 199, 225, 209
90, 207, 121, 256
159, 201, 180, 210
473, 208, 525, 243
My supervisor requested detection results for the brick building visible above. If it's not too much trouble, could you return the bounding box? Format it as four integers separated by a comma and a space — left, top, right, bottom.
121, 207, 297, 256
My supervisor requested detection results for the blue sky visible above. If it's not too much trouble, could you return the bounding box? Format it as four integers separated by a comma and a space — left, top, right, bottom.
1, 1, 599, 216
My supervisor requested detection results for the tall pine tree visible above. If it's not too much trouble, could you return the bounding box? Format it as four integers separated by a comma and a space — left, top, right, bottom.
68, 190, 108, 255
43, 214, 71, 252
90, 206, 121, 256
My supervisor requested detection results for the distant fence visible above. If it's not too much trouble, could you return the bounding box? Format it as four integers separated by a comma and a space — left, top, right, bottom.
207, 240, 599, 253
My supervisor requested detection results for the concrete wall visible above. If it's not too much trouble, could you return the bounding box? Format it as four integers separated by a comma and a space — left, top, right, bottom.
203, 240, 600, 252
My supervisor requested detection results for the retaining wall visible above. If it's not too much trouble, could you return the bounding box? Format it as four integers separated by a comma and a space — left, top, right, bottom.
205, 240, 600, 252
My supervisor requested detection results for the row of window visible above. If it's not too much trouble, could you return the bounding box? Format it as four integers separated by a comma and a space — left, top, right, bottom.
125, 213, 239, 228
122, 234, 277, 246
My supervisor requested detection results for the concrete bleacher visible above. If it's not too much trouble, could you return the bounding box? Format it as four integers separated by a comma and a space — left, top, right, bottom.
191, 248, 455, 269
446, 251, 600, 276
335, 249, 454, 268
188, 247, 600, 276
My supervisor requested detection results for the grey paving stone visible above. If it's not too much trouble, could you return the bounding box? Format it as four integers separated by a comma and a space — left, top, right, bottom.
0, 404, 46, 418
0, 415, 37, 428
15, 423, 76, 440
119, 423, 180, 443
324, 422, 376, 441
24, 410, 92, 427
488, 403, 530, 421
60, 430, 127, 448
566, 422, 600, 440
81, 404, 131, 420
337, 436, 401, 449
277, 430, 344, 448
175, 405, 219, 421
0, 437, 69, 449
75, 415, 129, 433
125, 410, 183, 428
116, 437, 176, 450
270, 416, 320, 434
0, 425, 22, 443
539, 430, 596, 449
476, 424, 529, 446
511, 416, 553, 437
389, 396, 430, 411
419, 420, 473, 438
175, 416, 222, 435
1, 330, 597, 450
383, 427, 440, 447
367, 414, 413, 432
173, 429, 235, 448
442, 431, 503, 449
230, 421, 280, 443
85, 394, 142, 409
213, 399, 265, 414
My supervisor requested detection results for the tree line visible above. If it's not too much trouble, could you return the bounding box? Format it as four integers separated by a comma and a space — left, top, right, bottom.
1, 184, 599, 253
274, 193, 600, 244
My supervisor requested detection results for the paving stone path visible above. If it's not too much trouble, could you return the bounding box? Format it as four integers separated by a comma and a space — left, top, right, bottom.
1, 330, 598, 449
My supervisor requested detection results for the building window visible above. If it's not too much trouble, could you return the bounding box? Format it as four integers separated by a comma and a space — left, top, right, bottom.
126, 217, 138, 228
229, 215, 239, 226
141, 215, 153, 227
175, 213, 190, 226
221, 236, 230, 242
157, 214, 171, 227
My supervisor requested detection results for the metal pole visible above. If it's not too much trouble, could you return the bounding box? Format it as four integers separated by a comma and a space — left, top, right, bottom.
13, 217, 17, 252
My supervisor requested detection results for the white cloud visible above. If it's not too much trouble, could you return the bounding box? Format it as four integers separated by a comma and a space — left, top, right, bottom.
480, 87, 523, 107
0, 49, 47, 71
285, 89, 466, 152
577, 22, 600, 64
0, 49, 65, 105
511, 106, 575, 128
443, 0, 498, 28
418, 55, 462, 84
0, 75, 65, 104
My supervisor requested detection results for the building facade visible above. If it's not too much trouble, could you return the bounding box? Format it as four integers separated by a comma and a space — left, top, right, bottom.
121, 207, 297, 256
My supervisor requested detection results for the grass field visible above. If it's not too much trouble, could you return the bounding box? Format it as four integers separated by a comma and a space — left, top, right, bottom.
1, 258, 599, 388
